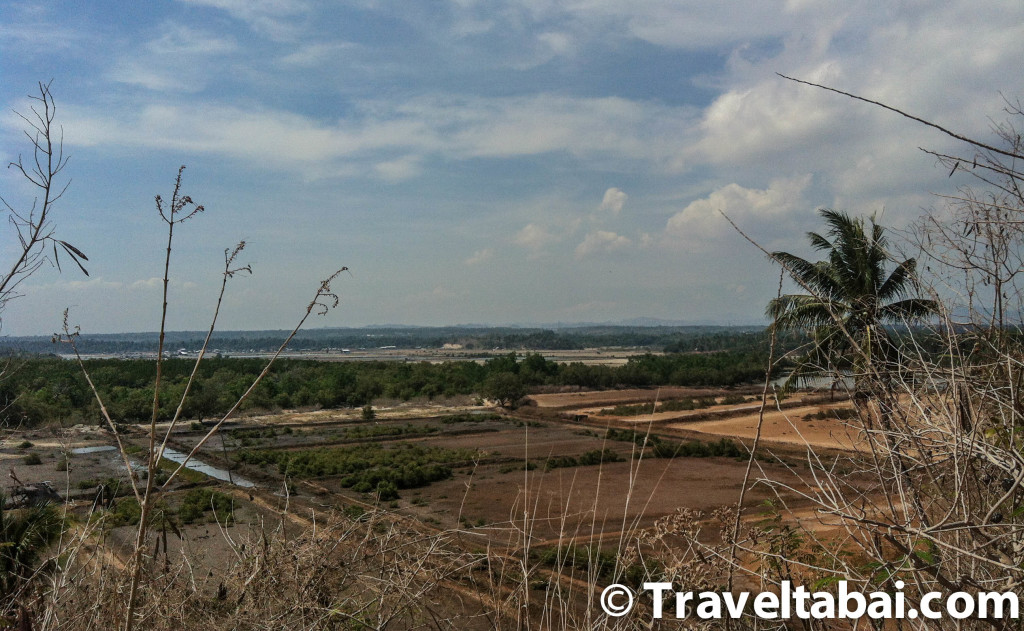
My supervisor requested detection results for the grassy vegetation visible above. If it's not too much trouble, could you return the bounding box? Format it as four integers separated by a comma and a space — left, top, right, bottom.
805, 406, 858, 421
235, 442, 481, 498
439, 412, 502, 424
604, 428, 659, 445
334, 423, 439, 440
598, 394, 753, 416
97, 489, 234, 528
542, 448, 622, 471
530, 544, 660, 585
604, 429, 749, 461
177, 488, 234, 525
154, 457, 210, 485
651, 437, 745, 459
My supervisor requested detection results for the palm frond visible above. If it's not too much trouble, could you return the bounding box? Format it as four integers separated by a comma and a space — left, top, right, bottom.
876, 258, 918, 302
879, 298, 939, 322
770, 252, 842, 297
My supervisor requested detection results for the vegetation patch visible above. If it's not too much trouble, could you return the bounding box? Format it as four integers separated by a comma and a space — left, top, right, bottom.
652, 438, 745, 459
605, 428, 659, 445
531, 544, 660, 585
334, 423, 439, 440
598, 395, 755, 417
236, 442, 480, 498
439, 412, 502, 424
543, 448, 622, 471
177, 488, 235, 525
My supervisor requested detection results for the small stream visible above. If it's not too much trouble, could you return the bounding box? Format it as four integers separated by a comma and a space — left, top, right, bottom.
71, 445, 256, 488
159, 447, 256, 488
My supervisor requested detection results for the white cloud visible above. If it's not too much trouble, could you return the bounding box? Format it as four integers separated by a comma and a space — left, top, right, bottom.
575, 230, 631, 258
178, 0, 308, 39
373, 155, 422, 181
279, 42, 358, 66
145, 24, 238, 56
464, 248, 494, 265
599, 187, 627, 215
108, 24, 238, 92
130, 277, 163, 290
514, 223, 559, 251
60, 102, 435, 167
664, 175, 813, 248
25, 277, 123, 293
54, 94, 696, 176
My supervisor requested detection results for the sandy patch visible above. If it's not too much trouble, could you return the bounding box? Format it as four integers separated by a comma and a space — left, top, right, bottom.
666, 404, 865, 451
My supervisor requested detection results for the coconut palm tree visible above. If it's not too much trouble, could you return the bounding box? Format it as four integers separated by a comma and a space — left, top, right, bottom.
768, 209, 938, 391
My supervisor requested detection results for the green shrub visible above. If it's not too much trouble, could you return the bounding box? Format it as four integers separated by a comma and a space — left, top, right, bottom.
605, 428, 660, 445
178, 488, 234, 525
23, 453, 42, 465
498, 461, 537, 473
375, 479, 399, 501
652, 438, 745, 459
439, 412, 501, 424
106, 497, 142, 527
597, 402, 655, 416
543, 449, 622, 471
237, 442, 476, 499
342, 504, 366, 520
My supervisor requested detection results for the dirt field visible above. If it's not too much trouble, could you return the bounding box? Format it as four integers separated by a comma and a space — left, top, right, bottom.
668, 404, 864, 451
2, 384, 866, 576
528, 387, 750, 409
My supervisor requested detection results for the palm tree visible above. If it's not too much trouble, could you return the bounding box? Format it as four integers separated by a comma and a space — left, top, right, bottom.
0, 494, 63, 606
768, 209, 937, 391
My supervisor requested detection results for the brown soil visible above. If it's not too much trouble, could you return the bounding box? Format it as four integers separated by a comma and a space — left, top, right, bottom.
664, 404, 865, 451
528, 387, 741, 409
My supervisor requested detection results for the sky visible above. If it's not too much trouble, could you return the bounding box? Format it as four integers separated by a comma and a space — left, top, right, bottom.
1, 0, 1022, 335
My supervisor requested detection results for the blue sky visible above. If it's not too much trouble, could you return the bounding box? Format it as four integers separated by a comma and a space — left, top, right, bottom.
1, 0, 1022, 335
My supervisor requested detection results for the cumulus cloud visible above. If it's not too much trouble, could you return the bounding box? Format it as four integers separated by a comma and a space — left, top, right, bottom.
514, 223, 559, 251
575, 230, 631, 258
664, 175, 812, 248
599, 187, 627, 215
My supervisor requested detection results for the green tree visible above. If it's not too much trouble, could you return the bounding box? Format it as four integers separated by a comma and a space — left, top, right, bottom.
482, 372, 526, 408
767, 209, 937, 390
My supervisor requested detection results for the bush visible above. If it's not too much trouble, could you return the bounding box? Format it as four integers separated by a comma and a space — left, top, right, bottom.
543, 449, 622, 471
178, 488, 234, 525
652, 438, 745, 459
605, 428, 660, 445
23, 453, 42, 465
375, 479, 399, 501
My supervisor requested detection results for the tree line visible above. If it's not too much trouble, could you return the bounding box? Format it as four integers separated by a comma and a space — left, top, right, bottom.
0, 349, 777, 426
0, 325, 771, 355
